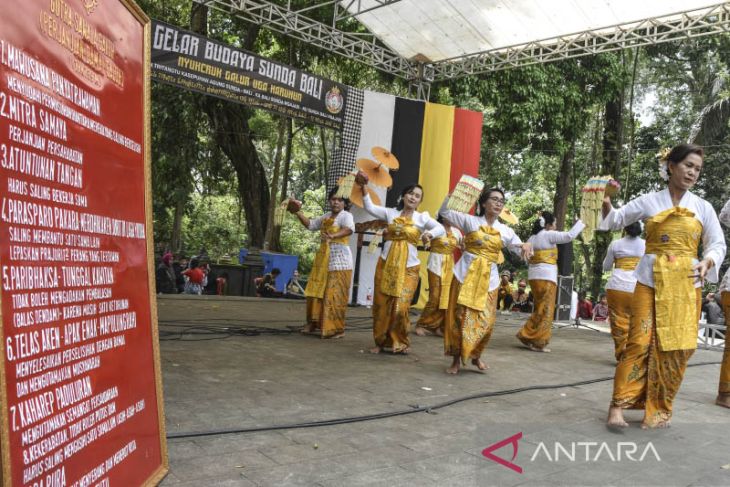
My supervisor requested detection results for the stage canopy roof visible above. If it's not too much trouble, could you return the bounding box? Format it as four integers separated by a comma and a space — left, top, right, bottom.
200, 1, 730, 83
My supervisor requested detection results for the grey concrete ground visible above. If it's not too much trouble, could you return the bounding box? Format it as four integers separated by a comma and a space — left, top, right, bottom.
156, 295, 730, 487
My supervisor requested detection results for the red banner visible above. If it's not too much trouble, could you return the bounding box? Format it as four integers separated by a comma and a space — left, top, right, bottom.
0, 1, 167, 486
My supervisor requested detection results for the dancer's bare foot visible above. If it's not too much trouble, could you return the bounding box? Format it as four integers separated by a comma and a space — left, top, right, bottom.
415, 327, 427, 336
326, 332, 345, 339
471, 358, 488, 371
528, 344, 551, 353
716, 393, 730, 408
369, 346, 382, 354
606, 406, 628, 428
395, 347, 411, 355
434, 329, 444, 337
446, 357, 460, 375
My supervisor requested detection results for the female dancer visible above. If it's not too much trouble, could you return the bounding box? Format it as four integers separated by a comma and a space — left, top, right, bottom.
515, 212, 584, 352
414, 217, 462, 337
716, 197, 730, 408
293, 187, 355, 338
360, 181, 445, 354
440, 188, 533, 374
602, 144, 725, 428
602, 222, 645, 360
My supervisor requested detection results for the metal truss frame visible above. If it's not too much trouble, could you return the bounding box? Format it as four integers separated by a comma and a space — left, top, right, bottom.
197, 0, 416, 79
431, 3, 730, 79
196, 0, 730, 88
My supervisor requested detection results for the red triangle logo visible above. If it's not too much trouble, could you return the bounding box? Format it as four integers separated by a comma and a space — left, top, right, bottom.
481, 432, 523, 474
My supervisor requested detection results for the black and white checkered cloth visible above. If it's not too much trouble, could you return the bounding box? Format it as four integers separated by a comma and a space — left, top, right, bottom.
328, 87, 364, 192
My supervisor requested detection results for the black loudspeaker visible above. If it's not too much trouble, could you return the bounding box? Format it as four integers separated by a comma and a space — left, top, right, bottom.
557, 242, 574, 276
555, 276, 574, 321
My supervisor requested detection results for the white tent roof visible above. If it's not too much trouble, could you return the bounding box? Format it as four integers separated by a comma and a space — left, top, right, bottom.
202, 0, 730, 81
343, 0, 726, 62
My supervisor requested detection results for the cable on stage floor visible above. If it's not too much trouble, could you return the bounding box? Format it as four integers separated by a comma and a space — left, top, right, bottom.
166, 360, 722, 440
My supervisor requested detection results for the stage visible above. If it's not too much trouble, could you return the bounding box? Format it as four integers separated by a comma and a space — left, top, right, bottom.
157, 295, 729, 486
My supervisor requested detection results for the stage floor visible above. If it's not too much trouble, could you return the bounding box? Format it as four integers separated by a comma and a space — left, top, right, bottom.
156, 295, 730, 487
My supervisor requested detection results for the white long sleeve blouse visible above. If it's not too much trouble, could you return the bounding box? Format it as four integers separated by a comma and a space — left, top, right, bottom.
363, 193, 445, 268
598, 189, 725, 289
439, 203, 524, 292
527, 220, 585, 283
602, 236, 646, 293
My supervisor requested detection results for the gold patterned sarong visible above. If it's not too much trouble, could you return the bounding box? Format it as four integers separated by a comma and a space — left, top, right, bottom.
445, 225, 502, 363
606, 289, 634, 361
516, 279, 557, 349
719, 292, 730, 396
306, 269, 352, 337
611, 283, 701, 426
372, 258, 420, 352
457, 226, 502, 311
416, 233, 459, 332
305, 218, 349, 299
444, 279, 499, 363
380, 217, 421, 297
611, 208, 703, 426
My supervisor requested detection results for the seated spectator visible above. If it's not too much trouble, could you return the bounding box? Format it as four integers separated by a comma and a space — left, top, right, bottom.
497, 270, 514, 311
593, 293, 609, 321
286, 270, 306, 298
577, 291, 593, 319
258, 268, 282, 298
182, 259, 208, 295
511, 279, 533, 313
155, 251, 177, 294
704, 292, 725, 325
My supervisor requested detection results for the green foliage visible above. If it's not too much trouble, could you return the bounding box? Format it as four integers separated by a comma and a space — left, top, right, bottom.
179, 193, 246, 258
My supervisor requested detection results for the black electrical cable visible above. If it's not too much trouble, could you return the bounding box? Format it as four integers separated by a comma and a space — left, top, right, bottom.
166, 360, 722, 439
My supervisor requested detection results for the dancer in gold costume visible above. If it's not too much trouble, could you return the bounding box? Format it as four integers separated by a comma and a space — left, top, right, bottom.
602, 144, 726, 429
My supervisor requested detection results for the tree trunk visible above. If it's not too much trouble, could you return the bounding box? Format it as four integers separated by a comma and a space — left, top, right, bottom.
264, 118, 287, 251
552, 141, 576, 231
190, 5, 269, 247
602, 97, 624, 178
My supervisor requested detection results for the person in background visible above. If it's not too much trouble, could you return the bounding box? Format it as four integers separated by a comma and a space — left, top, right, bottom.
703, 293, 725, 325
293, 188, 355, 338
592, 293, 609, 322
512, 279, 533, 313
174, 256, 188, 293
497, 270, 514, 311
415, 216, 462, 337
716, 196, 730, 408
156, 251, 177, 294
257, 268, 282, 298
286, 270, 306, 298
577, 291, 593, 319
183, 258, 209, 295
603, 221, 645, 360
516, 211, 585, 352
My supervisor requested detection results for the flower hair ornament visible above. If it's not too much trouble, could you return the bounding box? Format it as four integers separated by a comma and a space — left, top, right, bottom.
656, 147, 671, 181
538, 216, 546, 228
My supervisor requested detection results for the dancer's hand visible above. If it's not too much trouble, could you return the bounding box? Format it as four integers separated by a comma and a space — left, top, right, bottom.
692, 258, 714, 284
521, 243, 533, 260
421, 232, 433, 245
